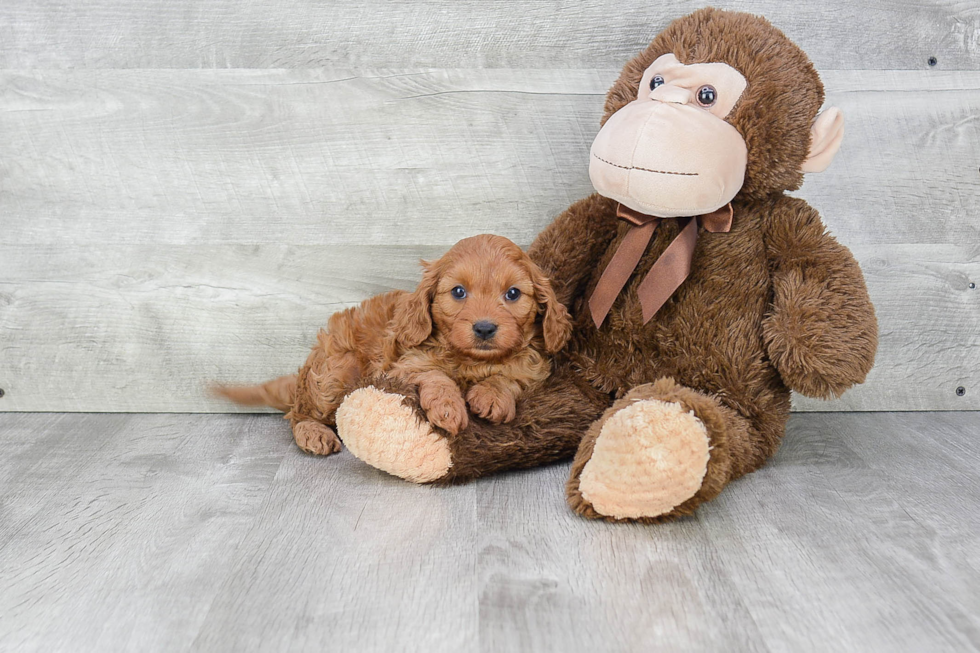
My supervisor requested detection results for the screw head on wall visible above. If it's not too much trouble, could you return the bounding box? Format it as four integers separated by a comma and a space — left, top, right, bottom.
956, 386, 966, 397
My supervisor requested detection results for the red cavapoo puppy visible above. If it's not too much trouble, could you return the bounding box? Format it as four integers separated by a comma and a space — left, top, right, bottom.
215, 234, 571, 455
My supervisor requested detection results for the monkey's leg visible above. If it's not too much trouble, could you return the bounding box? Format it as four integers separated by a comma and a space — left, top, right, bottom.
567, 377, 779, 522
335, 364, 610, 484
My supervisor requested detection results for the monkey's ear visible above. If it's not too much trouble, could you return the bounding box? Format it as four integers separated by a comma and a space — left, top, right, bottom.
801, 107, 844, 173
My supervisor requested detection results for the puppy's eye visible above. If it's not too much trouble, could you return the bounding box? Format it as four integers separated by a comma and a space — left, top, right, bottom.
650, 75, 665, 90
696, 85, 717, 107
504, 287, 522, 302
450, 285, 467, 300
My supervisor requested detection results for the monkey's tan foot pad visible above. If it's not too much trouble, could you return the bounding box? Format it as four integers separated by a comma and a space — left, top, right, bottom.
335, 386, 452, 483
579, 399, 710, 519
293, 420, 342, 456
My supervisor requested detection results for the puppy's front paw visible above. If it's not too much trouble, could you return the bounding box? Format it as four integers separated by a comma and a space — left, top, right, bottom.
466, 383, 517, 424
420, 388, 468, 436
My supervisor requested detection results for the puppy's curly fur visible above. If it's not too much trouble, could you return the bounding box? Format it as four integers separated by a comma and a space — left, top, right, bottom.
215, 234, 571, 455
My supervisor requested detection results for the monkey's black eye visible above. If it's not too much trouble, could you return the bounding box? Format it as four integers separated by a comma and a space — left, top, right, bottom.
504, 287, 522, 302
451, 285, 467, 300
696, 85, 717, 107
649, 75, 665, 90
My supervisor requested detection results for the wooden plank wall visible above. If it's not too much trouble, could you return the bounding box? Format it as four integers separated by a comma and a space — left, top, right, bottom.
1, 1, 978, 412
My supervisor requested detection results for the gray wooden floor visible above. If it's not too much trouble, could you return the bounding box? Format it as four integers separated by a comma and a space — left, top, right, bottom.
1, 412, 978, 652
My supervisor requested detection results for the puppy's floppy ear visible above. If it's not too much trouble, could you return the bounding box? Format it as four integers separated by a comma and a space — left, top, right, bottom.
392, 258, 441, 348
527, 258, 572, 354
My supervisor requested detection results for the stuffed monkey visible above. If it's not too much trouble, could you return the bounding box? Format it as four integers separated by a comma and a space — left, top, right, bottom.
334, 8, 877, 521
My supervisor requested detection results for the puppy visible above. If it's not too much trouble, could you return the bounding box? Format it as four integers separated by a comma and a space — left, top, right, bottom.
215, 234, 571, 456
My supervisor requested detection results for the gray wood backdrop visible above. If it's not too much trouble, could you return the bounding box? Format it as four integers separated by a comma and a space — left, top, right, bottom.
1, 1, 978, 412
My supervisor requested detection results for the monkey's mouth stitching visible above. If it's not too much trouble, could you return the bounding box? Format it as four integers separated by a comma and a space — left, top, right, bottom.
592, 153, 698, 176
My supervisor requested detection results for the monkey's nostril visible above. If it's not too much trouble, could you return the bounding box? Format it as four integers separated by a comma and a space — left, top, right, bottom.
473, 321, 498, 340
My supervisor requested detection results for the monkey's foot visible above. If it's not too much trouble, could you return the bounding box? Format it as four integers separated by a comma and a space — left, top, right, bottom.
293, 420, 343, 456
335, 386, 452, 483
576, 399, 710, 520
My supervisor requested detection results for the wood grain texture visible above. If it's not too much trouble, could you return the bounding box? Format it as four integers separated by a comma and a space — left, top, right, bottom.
190, 436, 479, 652
1, 411, 978, 652
0, 413, 286, 652
1, 0, 978, 70
0, 244, 441, 412
3, 69, 978, 247
698, 411, 980, 652
0, 242, 975, 413
2, 68, 978, 412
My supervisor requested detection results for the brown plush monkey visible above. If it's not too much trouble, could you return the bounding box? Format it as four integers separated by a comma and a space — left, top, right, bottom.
334, 8, 878, 521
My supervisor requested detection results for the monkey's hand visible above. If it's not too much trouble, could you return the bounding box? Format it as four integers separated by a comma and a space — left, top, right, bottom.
763, 200, 878, 399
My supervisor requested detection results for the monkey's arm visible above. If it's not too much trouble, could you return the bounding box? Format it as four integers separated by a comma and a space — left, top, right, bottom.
527, 194, 621, 305
762, 197, 878, 398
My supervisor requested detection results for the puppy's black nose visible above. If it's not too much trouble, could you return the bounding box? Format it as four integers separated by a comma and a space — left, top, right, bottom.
473, 320, 498, 340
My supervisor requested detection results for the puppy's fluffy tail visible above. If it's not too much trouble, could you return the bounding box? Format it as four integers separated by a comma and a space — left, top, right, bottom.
211, 374, 297, 413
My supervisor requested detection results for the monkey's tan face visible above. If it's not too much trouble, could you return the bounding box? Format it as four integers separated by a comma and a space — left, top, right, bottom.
590, 54, 748, 217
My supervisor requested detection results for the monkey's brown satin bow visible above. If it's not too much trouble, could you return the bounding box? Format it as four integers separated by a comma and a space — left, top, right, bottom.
588, 202, 733, 328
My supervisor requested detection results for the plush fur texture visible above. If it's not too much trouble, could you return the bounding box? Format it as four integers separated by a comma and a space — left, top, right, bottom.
601, 9, 825, 199
216, 234, 570, 454
334, 8, 878, 521
336, 386, 452, 483
565, 377, 749, 522
342, 364, 611, 483
577, 397, 710, 520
